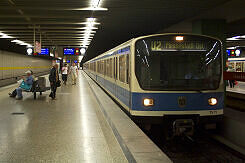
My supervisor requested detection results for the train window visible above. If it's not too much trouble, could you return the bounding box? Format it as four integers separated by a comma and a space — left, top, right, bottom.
103, 60, 106, 76
119, 55, 126, 83
114, 57, 117, 79
106, 59, 108, 77
110, 58, 113, 78
126, 54, 129, 84
116, 57, 118, 80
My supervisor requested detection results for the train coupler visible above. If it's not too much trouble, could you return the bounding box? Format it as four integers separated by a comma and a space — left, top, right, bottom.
173, 119, 194, 136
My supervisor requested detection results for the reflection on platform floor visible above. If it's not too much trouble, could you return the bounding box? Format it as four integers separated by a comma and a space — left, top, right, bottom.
0, 72, 127, 162
226, 81, 245, 94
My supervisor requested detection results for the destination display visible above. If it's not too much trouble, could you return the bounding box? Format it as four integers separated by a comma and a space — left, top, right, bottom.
63, 48, 81, 55
150, 41, 207, 51
38, 48, 50, 55
64, 48, 75, 55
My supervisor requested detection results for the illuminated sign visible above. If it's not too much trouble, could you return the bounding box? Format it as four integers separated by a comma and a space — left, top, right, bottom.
227, 49, 242, 57
63, 48, 82, 55
226, 50, 231, 56
38, 48, 50, 55
27, 48, 50, 56
75, 48, 80, 55
151, 41, 207, 51
64, 48, 75, 55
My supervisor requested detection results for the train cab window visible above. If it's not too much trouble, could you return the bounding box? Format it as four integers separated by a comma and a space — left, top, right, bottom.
119, 55, 126, 83
135, 36, 222, 91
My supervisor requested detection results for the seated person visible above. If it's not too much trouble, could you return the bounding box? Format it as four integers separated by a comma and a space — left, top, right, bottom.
9, 70, 34, 100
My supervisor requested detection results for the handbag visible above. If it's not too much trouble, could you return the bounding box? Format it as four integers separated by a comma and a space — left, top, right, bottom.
56, 80, 61, 87
20, 81, 31, 90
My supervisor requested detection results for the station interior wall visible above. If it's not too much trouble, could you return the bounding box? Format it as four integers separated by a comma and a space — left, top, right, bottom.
0, 50, 52, 87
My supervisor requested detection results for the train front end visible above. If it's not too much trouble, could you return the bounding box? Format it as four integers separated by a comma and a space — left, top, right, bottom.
131, 34, 224, 135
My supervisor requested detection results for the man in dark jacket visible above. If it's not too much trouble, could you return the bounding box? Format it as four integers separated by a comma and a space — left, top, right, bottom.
49, 64, 59, 100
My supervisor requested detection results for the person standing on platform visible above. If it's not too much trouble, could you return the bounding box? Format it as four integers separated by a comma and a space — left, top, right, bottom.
49, 64, 59, 100
227, 65, 235, 88
61, 63, 68, 85
70, 62, 78, 85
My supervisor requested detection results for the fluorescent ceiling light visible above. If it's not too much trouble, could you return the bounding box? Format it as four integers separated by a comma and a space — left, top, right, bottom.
87, 18, 96, 22
68, 7, 108, 11
82, 27, 98, 30
80, 22, 100, 25
226, 38, 240, 41
11, 39, 21, 43
91, 0, 100, 7
1, 35, 13, 38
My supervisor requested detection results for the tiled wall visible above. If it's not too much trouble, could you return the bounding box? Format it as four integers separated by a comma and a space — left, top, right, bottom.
0, 50, 52, 87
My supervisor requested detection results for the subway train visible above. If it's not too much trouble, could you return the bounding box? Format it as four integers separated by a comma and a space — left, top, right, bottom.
0, 50, 51, 87
84, 33, 224, 136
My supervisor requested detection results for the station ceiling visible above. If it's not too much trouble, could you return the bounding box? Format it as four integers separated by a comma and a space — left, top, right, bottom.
0, 0, 244, 61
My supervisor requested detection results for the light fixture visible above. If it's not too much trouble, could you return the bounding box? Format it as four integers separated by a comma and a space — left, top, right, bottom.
79, 7, 108, 11
208, 98, 218, 106
27, 48, 33, 55
143, 98, 154, 107
235, 49, 241, 56
1, 34, 13, 38
87, 18, 96, 22
80, 48, 86, 54
91, 0, 101, 7
176, 36, 184, 41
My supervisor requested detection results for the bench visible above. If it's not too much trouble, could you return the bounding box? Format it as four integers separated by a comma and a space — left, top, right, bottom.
25, 79, 50, 99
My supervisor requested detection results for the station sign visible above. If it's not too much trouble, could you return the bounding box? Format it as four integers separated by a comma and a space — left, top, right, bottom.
27, 47, 50, 56
63, 47, 86, 55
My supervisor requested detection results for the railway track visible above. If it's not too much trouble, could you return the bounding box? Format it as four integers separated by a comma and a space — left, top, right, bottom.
144, 125, 245, 163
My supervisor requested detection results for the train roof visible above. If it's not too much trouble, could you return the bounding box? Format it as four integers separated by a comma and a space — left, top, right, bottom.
86, 33, 222, 63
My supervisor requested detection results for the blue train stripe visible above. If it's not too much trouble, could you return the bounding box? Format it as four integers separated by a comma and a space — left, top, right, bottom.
88, 72, 224, 112
132, 92, 224, 111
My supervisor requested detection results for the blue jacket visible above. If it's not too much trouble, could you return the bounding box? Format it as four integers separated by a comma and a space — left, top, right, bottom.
20, 75, 34, 90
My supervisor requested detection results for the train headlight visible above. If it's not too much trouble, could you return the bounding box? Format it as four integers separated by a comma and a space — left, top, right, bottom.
143, 98, 154, 106
208, 98, 218, 106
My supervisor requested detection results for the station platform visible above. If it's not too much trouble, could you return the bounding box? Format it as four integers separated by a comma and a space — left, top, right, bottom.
226, 81, 245, 95
0, 71, 171, 162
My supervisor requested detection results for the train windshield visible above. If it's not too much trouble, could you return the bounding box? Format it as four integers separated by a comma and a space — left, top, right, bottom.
135, 35, 222, 91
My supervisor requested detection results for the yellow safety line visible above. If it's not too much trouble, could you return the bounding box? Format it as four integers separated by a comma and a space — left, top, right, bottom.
0, 66, 50, 70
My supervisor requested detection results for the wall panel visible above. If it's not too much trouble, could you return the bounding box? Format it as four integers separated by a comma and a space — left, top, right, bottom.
0, 50, 52, 87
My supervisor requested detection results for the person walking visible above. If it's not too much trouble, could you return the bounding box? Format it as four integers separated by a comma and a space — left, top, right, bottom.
61, 63, 68, 85
70, 63, 78, 85
49, 64, 59, 100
